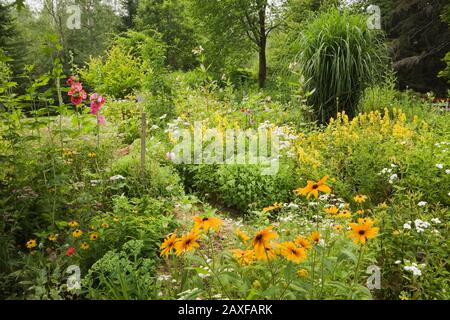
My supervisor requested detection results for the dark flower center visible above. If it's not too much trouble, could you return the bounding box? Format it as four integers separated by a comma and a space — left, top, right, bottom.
312, 184, 319, 189
202, 217, 209, 221
255, 234, 263, 241
359, 230, 366, 235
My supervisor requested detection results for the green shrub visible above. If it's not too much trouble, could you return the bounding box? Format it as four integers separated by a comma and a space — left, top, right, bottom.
182, 161, 299, 213
82, 240, 158, 299
109, 139, 184, 199
80, 44, 143, 98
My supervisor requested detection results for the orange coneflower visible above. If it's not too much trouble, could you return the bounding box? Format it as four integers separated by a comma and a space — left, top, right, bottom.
160, 233, 178, 258
353, 195, 368, 203
68, 220, 79, 228
348, 221, 379, 245
324, 206, 339, 215
193, 216, 223, 233
295, 236, 312, 250
262, 202, 283, 214
358, 217, 375, 227
235, 228, 250, 242
294, 176, 331, 199
72, 229, 83, 238
280, 242, 307, 264
336, 210, 352, 219
255, 246, 277, 261
252, 226, 278, 258
174, 231, 200, 256
309, 231, 321, 244
26, 239, 37, 250
80, 242, 90, 250
232, 249, 254, 266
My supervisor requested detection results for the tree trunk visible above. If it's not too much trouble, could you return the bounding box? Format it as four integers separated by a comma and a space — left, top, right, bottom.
258, 3, 267, 88
258, 37, 267, 88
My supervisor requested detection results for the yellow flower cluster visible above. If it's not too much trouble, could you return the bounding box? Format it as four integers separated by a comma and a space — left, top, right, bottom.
160, 215, 223, 257
231, 227, 323, 266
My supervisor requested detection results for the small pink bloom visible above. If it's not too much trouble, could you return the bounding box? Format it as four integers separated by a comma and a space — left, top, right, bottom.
68, 82, 86, 106
90, 93, 106, 115
66, 246, 75, 257
97, 115, 106, 125
67, 76, 76, 85
166, 152, 176, 161
68, 82, 83, 95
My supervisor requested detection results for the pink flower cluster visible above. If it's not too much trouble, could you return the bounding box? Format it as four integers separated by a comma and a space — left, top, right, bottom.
66, 76, 107, 125
67, 77, 87, 106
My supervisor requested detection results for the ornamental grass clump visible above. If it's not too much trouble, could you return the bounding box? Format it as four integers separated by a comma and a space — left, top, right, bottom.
298, 8, 387, 123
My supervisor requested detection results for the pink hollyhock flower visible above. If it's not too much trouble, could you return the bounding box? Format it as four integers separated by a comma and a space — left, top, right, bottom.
67, 76, 76, 85
90, 93, 106, 115
68, 82, 83, 94
68, 82, 87, 106
97, 115, 106, 125
66, 246, 75, 257
70, 91, 87, 106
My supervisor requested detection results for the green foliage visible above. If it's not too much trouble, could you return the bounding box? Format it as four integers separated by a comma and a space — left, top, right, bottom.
135, 0, 198, 70
110, 139, 184, 199
80, 44, 143, 98
181, 162, 299, 212
438, 51, 450, 83
82, 240, 158, 299
297, 9, 387, 123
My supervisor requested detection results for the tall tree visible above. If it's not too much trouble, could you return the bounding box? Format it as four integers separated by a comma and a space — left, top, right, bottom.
14, 0, 120, 74
191, 0, 285, 88
0, 2, 14, 50
135, 0, 197, 70
0, 2, 28, 79
120, 0, 138, 29
372, 0, 450, 94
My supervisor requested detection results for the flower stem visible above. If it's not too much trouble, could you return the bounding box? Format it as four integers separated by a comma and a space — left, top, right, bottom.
199, 245, 232, 300
264, 245, 276, 286
352, 245, 365, 290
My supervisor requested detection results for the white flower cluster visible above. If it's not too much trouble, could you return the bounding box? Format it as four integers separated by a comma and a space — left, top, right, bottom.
417, 201, 427, 207
157, 274, 172, 282
403, 219, 431, 233
378, 164, 398, 184
414, 219, 431, 233
278, 214, 295, 223
404, 262, 426, 277
284, 202, 299, 209
434, 141, 450, 149
109, 174, 125, 181
434, 163, 450, 174
431, 218, 441, 224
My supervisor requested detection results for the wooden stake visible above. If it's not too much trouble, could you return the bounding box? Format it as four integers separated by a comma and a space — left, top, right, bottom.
141, 112, 147, 178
